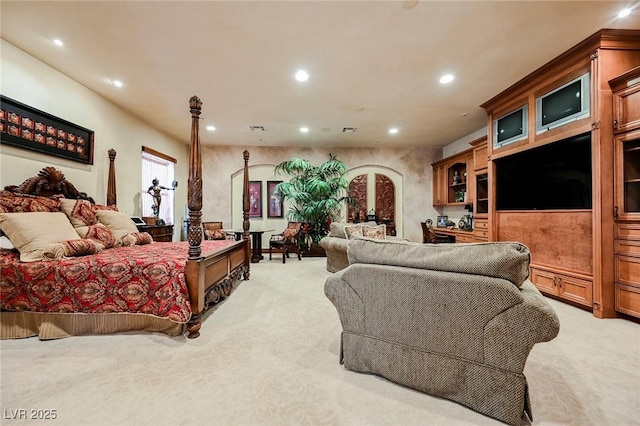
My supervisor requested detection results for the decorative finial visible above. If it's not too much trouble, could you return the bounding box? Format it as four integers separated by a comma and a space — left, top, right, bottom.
189, 96, 202, 116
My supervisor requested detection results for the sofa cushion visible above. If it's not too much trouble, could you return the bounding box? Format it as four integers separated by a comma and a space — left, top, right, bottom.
347, 237, 531, 287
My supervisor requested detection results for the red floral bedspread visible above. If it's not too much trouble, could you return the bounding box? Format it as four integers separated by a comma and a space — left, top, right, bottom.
0, 240, 235, 323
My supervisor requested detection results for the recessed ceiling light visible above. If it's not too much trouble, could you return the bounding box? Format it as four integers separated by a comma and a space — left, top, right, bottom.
389, 128, 399, 134
52, 39, 64, 47
439, 74, 454, 84
300, 127, 309, 133
206, 125, 216, 131
618, 8, 631, 18
111, 80, 123, 88
295, 70, 309, 82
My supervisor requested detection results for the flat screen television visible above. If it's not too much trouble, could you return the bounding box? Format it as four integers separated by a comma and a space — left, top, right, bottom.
495, 132, 592, 210
536, 72, 590, 133
494, 105, 528, 148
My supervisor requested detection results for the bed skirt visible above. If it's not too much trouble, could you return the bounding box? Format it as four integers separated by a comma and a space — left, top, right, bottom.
0, 311, 185, 340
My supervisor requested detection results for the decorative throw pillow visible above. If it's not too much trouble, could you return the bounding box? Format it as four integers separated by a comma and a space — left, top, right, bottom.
282, 226, 299, 241
120, 232, 153, 246
344, 224, 363, 240
92, 204, 119, 212
95, 210, 139, 244
60, 198, 98, 227
42, 238, 105, 260
362, 224, 386, 240
0, 191, 62, 213
205, 229, 228, 240
0, 212, 80, 262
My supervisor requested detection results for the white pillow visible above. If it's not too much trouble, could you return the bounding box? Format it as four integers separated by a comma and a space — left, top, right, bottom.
0, 235, 15, 250
0, 212, 80, 262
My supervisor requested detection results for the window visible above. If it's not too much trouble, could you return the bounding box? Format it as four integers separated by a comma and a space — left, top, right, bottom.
141, 147, 176, 225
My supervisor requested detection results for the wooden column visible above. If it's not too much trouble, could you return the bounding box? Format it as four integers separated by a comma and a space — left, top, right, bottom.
187, 96, 203, 260
106, 149, 117, 206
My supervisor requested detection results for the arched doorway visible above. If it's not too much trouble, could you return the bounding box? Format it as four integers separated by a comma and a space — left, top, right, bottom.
345, 166, 402, 236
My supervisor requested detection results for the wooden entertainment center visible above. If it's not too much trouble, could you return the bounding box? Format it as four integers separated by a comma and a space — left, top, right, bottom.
433, 29, 640, 319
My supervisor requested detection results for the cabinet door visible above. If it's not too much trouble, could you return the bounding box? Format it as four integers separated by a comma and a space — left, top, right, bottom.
465, 154, 474, 203
432, 164, 445, 206
473, 142, 488, 170
475, 173, 489, 216
613, 81, 640, 134
530, 267, 558, 295
558, 275, 593, 307
614, 130, 640, 221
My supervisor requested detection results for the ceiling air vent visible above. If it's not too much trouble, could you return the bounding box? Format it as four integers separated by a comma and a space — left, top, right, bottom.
342, 127, 357, 133
249, 126, 266, 131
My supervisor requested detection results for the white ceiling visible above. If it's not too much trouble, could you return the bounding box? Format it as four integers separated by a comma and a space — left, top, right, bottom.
1, 1, 637, 149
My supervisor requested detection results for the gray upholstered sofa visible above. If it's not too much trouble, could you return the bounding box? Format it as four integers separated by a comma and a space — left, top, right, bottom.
320, 221, 403, 272
324, 237, 560, 425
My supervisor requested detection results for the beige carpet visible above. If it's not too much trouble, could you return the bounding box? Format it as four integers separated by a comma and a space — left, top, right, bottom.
1, 257, 639, 426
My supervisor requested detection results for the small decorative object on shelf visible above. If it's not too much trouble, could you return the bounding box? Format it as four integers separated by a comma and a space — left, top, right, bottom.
455, 190, 466, 202
452, 170, 462, 184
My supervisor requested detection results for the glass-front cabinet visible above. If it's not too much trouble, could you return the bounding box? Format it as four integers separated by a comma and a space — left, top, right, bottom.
615, 129, 640, 221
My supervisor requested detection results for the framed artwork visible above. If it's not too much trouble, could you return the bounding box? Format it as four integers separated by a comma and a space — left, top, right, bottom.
0, 95, 94, 164
267, 181, 284, 218
437, 215, 448, 228
249, 181, 262, 218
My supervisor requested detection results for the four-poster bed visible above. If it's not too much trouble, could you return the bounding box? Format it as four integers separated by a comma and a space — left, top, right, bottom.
0, 96, 250, 339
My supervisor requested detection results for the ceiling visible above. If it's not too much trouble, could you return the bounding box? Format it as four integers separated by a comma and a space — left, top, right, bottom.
1, 1, 637, 149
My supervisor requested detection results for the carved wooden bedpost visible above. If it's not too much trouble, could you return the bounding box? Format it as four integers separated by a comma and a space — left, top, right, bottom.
187, 96, 203, 260
242, 150, 251, 279
107, 149, 117, 206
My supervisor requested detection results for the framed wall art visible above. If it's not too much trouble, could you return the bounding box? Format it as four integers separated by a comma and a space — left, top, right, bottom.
249, 181, 262, 218
0, 95, 94, 164
267, 181, 283, 218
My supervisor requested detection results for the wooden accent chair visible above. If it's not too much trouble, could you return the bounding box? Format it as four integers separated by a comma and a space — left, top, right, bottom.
202, 221, 234, 240
421, 222, 450, 244
269, 222, 303, 263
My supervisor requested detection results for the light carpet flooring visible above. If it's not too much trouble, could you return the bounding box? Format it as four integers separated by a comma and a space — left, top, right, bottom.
1, 257, 639, 426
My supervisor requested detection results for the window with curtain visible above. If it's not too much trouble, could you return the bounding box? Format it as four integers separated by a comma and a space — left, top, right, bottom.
141, 147, 176, 225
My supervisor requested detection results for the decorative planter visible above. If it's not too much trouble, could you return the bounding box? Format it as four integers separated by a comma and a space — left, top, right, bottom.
302, 242, 326, 257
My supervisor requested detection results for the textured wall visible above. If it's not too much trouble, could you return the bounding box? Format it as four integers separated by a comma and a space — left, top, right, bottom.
201, 145, 441, 243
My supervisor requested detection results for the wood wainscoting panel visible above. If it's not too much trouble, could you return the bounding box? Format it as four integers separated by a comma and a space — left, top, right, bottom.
496, 210, 593, 275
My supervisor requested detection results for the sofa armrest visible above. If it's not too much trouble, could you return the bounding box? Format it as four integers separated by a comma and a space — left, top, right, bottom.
483, 280, 560, 372
324, 268, 365, 333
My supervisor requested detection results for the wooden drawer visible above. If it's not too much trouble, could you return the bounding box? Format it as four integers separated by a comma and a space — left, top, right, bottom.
456, 234, 474, 243
474, 220, 488, 230
615, 255, 640, 286
137, 224, 174, 242
474, 229, 488, 239
615, 223, 640, 241
615, 240, 640, 258
615, 284, 640, 318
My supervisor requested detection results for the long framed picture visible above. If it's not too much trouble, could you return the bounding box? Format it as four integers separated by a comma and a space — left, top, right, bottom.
267, 181, 283, 218
249, 181, 262, 218
0, 95, 94, 164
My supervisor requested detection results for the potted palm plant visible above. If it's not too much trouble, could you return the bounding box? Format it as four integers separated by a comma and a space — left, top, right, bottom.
274, 154, 355, 256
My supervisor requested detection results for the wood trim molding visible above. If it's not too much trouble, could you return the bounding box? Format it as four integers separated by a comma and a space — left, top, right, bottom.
142, 146, 177, 164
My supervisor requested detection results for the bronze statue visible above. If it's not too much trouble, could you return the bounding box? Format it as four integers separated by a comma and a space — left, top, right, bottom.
147, 178, 176, 218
